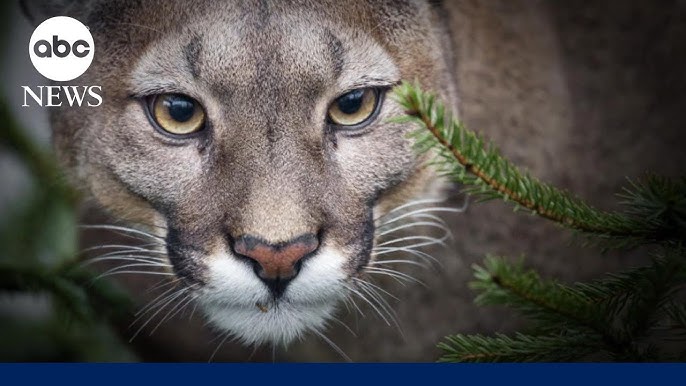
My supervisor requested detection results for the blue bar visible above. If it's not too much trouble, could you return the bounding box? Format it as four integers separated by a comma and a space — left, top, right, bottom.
1, 363, 682, 386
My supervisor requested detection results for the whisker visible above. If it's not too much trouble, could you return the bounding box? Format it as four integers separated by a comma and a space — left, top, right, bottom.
380, 212, 451, 232
176, 293, 199, 319
393, 212, 449, 224
246, 344, 261, 362
130, 288, 188, 341
91, 248, 167, 258
150, 291, 197, 334
146, 278, 180, 294
311, 329, 352, 362
94, 262, 172, 280
378, 207, 465, 227
366, 270, 406, 286
80, 243, 161, 254
376, 235, 448, 248
189, 299, 199, 321
365, 267, 427, 287
369, 259, 428, 268
355, 288, 400, 336
95, 270, 175, 280
84, 249, 167, 263
376, 220, 451, 238
342, 292, 365, 318
353, 279, 399, 329
148, 293, 190, 334
135, 285, 183, 318
330, 315, 357, 338
341, 296, 352, 314
374, 198, 445, 222
167, 287, 199, 320
353, 277, 400, 302
359, 284, 405, 340
342, 283, 390, 326
389, 240, 443, 251
79, 224, 165, 242
372, 246, 441, 267
83, 255, 169, 267
372, 236, 447, 252
136, 286, 180, 317
209, 332, 233, 363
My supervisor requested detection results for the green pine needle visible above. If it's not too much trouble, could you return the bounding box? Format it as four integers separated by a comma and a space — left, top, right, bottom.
392, 82, 682, 246
438, 332, 602, 362
463, 254, 686, 361
470, 256, 603, 335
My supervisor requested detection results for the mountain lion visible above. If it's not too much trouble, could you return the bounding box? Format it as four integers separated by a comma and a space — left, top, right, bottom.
22, 0, 459, 355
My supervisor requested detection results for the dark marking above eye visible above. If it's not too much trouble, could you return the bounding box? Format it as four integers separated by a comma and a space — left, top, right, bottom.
183, 35, 203, 79
324, 28, 345, 79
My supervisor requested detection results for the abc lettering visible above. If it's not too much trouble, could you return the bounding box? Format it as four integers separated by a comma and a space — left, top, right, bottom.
22, 86, 103, 107
33, 36, 91, 58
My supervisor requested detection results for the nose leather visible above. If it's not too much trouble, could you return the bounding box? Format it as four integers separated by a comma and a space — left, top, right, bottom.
233, 234, 319, 280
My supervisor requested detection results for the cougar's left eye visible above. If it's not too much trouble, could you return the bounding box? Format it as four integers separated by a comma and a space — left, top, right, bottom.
147, 94, 206, 136
327, 88, 381, 128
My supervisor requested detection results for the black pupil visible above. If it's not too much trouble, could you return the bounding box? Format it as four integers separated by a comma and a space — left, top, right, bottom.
164, 95, 196, 122
336, 89, 365, 115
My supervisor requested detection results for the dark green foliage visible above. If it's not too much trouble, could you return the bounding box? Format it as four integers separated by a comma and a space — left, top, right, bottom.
0, 6, 135, 359
0, 101, 135, 361
438, 333, 603, 363
394, 82, 686, 362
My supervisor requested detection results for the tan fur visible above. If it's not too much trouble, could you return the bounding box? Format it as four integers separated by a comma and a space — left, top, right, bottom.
24, 0, 459, 357
40, 0, 457, 247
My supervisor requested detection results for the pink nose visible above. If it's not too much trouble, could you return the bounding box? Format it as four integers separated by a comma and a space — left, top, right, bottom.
233, 234, 319, 280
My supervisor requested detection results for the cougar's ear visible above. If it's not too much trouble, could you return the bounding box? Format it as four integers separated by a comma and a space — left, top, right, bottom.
20, 0, 78, 26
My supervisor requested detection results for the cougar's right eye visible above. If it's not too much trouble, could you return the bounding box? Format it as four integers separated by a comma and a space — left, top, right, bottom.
327, 88, 381, 129
146, 94, 206, 136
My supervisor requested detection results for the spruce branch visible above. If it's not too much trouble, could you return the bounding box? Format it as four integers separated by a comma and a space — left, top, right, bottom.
457, 253, 686, 362
438, 332, 602, 362
392, 82, 677, 245
617, 176, 686, 243
579, 253, 685, 338
470, 256, 627, 349
395, 82, 686, 362
666, 303, 686, 330
472, 257, 595, 328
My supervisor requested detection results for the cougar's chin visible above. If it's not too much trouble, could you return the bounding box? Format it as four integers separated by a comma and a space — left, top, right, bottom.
200, 300, 340, 346
196, 246, 350, 346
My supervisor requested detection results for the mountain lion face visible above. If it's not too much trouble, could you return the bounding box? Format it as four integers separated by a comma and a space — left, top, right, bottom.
34, 0, 457, 345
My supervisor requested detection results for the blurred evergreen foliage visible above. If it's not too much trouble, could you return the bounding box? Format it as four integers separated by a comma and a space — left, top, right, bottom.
0, 3, 135, 359
0, 100, 136, 361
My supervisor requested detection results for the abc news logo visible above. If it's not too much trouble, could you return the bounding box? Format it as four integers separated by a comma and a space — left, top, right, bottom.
33, 35, 91, 58
22, 16, 102, 107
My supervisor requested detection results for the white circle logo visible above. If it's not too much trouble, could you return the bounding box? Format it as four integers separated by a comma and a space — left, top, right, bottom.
28, 16, 94, 82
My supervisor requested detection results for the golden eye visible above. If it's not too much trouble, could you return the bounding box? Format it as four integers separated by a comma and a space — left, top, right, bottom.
327, 88, 380, 127
150, 94, 206, 135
